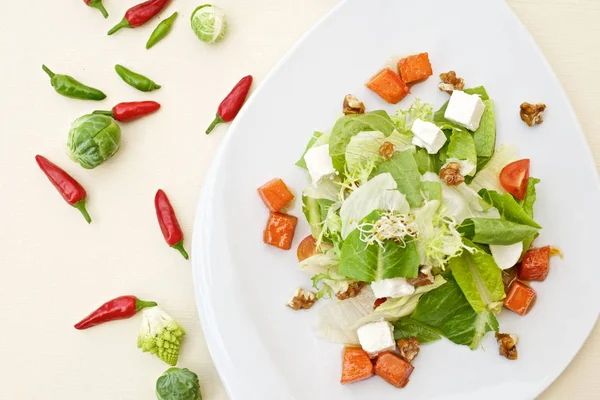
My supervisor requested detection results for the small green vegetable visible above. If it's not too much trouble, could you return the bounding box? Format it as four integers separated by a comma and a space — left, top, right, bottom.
115, 64, 161, 92
190, 4, 227, 44
147, 12, 179, 49
42, 65, 106, 101
156, 367, 202, 400
138, 306, 185, 366
67, 114, 121, 169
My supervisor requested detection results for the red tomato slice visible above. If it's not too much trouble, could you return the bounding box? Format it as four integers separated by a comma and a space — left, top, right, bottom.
297, 235, 319, 262
500, 159, 530, 200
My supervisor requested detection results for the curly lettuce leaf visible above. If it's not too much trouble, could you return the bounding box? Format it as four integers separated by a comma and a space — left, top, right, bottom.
392, 98, 434, 133
458, 218, 539, 245
375, 151, 423, 208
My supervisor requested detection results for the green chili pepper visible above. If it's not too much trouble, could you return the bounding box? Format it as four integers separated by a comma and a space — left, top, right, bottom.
42, 65, 106, 101
146, 12, 178, 49
115, 64, 161, 92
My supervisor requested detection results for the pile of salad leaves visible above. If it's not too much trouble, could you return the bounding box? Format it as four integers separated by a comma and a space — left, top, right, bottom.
296, 87, 542, 350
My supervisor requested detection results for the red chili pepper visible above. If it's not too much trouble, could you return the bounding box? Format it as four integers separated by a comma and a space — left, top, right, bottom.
108, 0, 169, 35
84, 0, 109, 18
206, 75, 253, 134
74, 295, 157, 330
35, 155, 92, 223
155, 189, 189, 259
93, 101, 161, 122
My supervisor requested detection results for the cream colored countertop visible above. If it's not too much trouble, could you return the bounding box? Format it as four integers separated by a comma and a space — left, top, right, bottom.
0, 0, 597, 398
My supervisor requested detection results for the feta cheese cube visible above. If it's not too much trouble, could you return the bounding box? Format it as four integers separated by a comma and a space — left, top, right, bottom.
490, 242, 523, 270
356, 321, 396, 357
411, 119, 447, 154
304, 144, 335, 186
371, 277, 415, 299
444, 90, 486, 131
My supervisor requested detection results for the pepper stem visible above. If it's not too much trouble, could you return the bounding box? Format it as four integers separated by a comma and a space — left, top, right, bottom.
205, 114, 224, 134
172, 241, 189, 260
42, 65, 55, 79
92, 110, 115, 118
108, 17, 131, 35
135, 298, 158, 312
73, 199, 92, 224
89, 0, 109, 18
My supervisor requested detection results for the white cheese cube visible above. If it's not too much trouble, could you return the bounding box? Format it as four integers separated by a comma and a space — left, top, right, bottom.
490, 242, 523, 270
356, 321, 396, 357
304, 144, 335, 186
444, 90, 486, 131
371, 277, 415, 299
411, 119, 447, 154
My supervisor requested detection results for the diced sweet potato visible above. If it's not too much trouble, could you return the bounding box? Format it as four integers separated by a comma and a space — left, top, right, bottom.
519, 246, 550, 281
340, 347, 374, 384
504, 281, 536, 316
366, 68, 409, 104
398, 53, 433, 84
374, 352, 414, 388
263, 212, 298, 250
257, 178, 294, 212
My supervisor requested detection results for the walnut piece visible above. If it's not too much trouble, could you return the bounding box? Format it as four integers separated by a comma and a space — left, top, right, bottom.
397, 337, 420, 363
286, 288, 317, 310
407, 270, 435, 287
520, 102, 546, 126
343, 94, 365, 115
336, 281, 366, 300
378, 141, 396, 160
439, 162, 465, 186
495, 333, 518, 360
439, 71, 465, 94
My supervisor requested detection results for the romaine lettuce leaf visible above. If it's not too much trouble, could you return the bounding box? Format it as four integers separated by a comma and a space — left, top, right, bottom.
296, 131, 328, 169
473, 100, 496, 169
375, 151, 423, 208
329, 111, 396, 173
469, 144, 519, 194
521, 177, 540, 218
458, 218, 539, 245
446, 130, 477, 176
479, 189, 541, 228
340, 173, 409, 239
414, 147, 439, 175
302, 196, 334, 239
464, 86, 489, 100
393, 318, 441, 344
448, 240, 505, 313
410, 276, 499, 349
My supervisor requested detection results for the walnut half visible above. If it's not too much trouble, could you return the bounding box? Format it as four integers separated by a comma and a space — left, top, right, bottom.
286, 288, 317, 310
397, 337, 420, 363
520, 102, 546, 126
439, 162, 465, 186
439, 71, 465, 94
336, 281, 366, 300
495, 333, 518, 360
343, 94, 365, 115
378, 141, 396, 160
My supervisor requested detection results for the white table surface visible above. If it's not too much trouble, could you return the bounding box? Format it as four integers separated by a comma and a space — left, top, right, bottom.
0, 0, 597, 398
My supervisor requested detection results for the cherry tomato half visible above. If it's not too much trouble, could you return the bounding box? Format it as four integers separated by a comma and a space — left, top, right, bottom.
500, 159, 530, 200
297, 235, 319, 262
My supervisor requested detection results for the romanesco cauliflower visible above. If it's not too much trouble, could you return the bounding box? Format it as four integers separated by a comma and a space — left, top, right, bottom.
137, 306, 186, 366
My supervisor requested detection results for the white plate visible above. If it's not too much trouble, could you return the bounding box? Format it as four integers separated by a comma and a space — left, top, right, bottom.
192, 0, 600, 398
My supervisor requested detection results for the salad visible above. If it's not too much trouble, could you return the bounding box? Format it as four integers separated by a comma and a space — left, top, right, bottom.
258, 52, 560, 389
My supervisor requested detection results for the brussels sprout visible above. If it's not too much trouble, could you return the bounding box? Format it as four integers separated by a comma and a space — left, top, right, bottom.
156, 367, 202, 400
67, 114, 121, 169
190, 4, 227, 44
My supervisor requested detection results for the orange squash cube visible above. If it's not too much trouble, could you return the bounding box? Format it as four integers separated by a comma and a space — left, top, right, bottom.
257, 178, 294, 212
504, 281, 536, 316
374, 352, 414, 388
366, 68, 409, 104
398, 53, 433, 84
340, 347, 374, 384
263, 212, 298, 250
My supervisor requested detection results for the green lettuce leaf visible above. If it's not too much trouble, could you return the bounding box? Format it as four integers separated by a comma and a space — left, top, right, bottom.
339, 211, 420, 281
302, 196, 334, 239
410, 276, 499, 349
433, 87, 489, 130
296, 131, 328, 169
375, 151, 423, 208
345, 130, 415, 172
446, 130, 477, 176
448, 240, 505, 313
458, 218, 539, 245
414, 147, 439, 175
464, 86, 489, 100
393, 318, 441, 344
469, 144, 519, 194
372, 276, 446, 318
422, 181, 442, 202
521, 177, 540, 218
329, 111, 396, 173
478, 189, 542, 228
473, 100, 496, 170
437, 178, 500, 225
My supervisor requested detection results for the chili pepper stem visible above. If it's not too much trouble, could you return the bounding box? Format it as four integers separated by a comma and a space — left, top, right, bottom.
92, 110, 115, 118
205, 115, 224, 134
135, 298, 158, 312
42, 65, 55, 79
73, 199, 92, 224
108, 18, 131, 35
172, 241, 189, 260
89, 0, 109, 18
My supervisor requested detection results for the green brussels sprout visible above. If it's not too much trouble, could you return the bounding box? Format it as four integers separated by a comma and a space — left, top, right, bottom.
67, 114, 121, 169
156, 367, 202, 400
190, 4, 227, 44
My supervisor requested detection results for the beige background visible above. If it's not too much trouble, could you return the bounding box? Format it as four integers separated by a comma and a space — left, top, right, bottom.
0, 0, 597, 398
